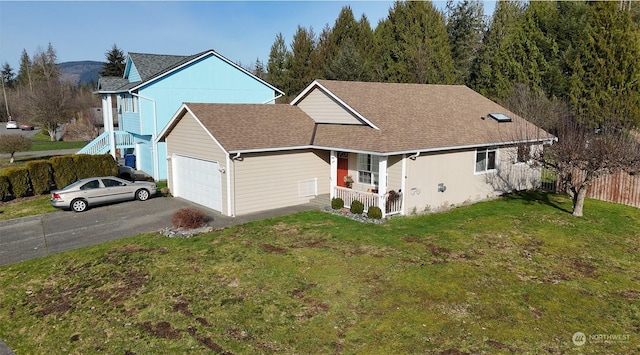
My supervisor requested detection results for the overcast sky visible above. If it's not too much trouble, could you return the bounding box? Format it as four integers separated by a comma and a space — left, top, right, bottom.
0, 1, 496, 72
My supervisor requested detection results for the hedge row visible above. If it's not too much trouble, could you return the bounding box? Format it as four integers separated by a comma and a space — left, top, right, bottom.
0, 154, 119, 201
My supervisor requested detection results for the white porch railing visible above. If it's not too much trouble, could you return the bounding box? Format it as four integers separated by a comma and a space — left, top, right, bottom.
78, 131, 136, 155
334, 187, 403, 216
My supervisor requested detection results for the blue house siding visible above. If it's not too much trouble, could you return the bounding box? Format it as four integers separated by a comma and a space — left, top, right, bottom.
121, 112, 141, 135
126, 61, 142, 82
139, 54, 277, 133
96, 50, 282, 181
137, 54, 278, 179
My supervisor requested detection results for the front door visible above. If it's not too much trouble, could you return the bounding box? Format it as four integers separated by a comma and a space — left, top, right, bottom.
337, 156, 349, 187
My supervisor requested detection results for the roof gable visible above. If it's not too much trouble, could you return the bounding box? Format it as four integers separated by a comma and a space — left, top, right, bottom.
159, 103, 315, 153
100, 50, 284, 95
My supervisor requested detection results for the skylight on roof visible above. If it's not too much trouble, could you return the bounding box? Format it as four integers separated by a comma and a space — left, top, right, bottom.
489, 113, 512, 123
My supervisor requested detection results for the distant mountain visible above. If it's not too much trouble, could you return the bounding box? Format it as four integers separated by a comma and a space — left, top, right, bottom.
58, 61, 104, 86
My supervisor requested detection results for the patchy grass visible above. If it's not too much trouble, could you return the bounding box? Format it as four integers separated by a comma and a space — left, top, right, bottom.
0, 192, 638, 353
0, 196, 56, 221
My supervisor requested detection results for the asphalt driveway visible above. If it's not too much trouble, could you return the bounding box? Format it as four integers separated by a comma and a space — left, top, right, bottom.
0, 196, 319, 267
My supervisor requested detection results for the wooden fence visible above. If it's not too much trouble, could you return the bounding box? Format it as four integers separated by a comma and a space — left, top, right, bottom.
541, 169, 640, 208
585, 171, 640, 208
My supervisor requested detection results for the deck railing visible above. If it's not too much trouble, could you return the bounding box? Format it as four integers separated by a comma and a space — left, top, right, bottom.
334, 187, 403, 216
77, 131, 135, 155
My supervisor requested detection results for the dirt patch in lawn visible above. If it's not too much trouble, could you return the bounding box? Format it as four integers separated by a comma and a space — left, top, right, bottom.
139, 321, 182, 339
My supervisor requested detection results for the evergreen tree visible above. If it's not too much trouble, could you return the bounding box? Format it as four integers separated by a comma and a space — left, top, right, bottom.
317, 6, 374, 81
266, 33, 289, 102
568, 1, 640, 128
468, 0, 524, 100
374, 1, 455, 84
31, 43, 59, 81
325, 38, 369, 81
16, 49, 33, 91
252, 58, 266, 80
1, 63, 15, 88
101, 44, 126, 77
284, 26, 316, 102
446, 0, 485, 85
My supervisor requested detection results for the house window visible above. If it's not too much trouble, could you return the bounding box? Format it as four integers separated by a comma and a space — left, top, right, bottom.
475, 147, 496, 173
357, 154, 379, 185
131, 96, 137, 113
516, 144, 530, 163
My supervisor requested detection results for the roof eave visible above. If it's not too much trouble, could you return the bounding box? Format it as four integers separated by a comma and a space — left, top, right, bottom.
128, 50, 284, 95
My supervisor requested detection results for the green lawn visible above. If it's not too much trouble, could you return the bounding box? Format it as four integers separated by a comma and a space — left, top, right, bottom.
0, 192, 638, 353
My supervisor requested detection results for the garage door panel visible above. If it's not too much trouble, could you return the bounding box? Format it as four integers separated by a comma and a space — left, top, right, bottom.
173, 156, 222, 211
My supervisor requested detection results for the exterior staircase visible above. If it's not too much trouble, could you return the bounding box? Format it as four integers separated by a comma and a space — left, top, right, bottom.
78, 131, 136, 155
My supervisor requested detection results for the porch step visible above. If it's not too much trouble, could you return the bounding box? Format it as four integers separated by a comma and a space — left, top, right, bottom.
309, 193, 330, 208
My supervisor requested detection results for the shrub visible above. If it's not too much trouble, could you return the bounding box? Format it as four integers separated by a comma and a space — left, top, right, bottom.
50, 155, 76, 189
172, 208, 206, 229
0, 175, 9, 201
26, 160, 54, 195
367, 206, 383, 219
94, 154, 118, 177
3, 167, 31, 197
350, 200, 364, 215
73, 154, 97, 180
331, 197, 344, 210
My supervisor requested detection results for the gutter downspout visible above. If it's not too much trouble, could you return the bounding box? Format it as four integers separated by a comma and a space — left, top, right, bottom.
408, 151, 421, 160
130, 92, 158, 180
226, 154, 233, 217
262, 93, 284, 104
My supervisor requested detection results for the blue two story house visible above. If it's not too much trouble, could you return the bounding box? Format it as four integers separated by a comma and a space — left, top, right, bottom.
85, 49, 283, 180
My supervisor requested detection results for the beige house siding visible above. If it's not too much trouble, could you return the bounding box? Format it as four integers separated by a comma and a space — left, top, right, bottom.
387, 155, 403, 193
165, 111, 229, 210
296, 88, 363, 125
232, 149, 330, 215
403, 146, 542, 213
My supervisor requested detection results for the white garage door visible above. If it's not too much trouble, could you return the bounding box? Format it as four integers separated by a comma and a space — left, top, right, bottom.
172, 155, 222, 212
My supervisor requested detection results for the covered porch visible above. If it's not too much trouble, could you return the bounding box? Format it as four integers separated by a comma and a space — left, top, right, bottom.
329, 151, 404, 218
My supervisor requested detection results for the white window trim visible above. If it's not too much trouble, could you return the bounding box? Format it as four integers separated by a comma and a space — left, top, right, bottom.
474, 147, 498, 174
357, 153, 380, 186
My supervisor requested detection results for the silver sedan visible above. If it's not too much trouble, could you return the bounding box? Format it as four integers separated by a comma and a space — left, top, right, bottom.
50, 176, 157, 212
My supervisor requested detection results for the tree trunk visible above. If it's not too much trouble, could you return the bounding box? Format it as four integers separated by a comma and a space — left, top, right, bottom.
572, 187, 588, 217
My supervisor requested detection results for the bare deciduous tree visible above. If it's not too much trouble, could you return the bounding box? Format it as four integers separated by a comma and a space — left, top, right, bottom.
504, 84, 640, 217
25, 80, 72, 141
538, 119, 640, 216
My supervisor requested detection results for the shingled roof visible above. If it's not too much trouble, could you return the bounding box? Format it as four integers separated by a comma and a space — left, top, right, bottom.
160, 80, 554, 155
304, 80, 555, 153
181, 103, 316, 152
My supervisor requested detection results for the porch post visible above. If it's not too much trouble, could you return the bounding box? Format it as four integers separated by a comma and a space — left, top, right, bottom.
378, 156, 388, 218
101, 95, 110, 132
330, 151, 337, 200
106, 95, 116, 158
401, 154, 407, 216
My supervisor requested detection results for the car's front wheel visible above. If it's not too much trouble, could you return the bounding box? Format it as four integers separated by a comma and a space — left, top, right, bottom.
136, 189, 150, 201
71, 199, 88, 212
